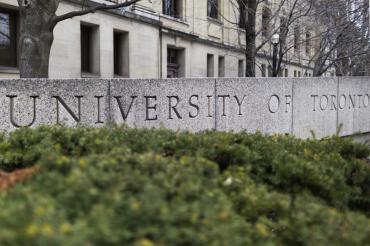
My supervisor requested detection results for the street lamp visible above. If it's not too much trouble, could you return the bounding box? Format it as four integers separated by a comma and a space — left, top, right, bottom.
271, 33, 280, 77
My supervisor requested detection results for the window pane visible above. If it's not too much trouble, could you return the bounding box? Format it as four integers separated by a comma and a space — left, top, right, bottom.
0, 9, 17, 68
262, 8, 271, 38
208, 0, 218, 19
207, 54, 214, 77
163, 0, 181, 18
81, 25, 92, 73
0, 13, 10, 46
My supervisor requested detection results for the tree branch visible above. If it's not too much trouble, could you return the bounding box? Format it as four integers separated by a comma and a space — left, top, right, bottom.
0, 30, 10, 40
53, 0, 142, 25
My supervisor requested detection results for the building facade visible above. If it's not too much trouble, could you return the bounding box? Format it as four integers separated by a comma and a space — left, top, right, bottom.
0, 0, 332, 78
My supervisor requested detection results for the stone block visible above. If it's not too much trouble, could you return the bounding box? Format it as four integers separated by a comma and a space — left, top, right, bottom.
0, 79, 109, 131
215, 78, 293, 134
292, 78, 338, 139
0, 77, 367, 139
110, 78, 215, 132
338, 77, 370, 136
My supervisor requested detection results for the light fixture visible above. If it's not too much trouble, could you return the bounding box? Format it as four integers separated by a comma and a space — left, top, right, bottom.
271, 33, 280, 45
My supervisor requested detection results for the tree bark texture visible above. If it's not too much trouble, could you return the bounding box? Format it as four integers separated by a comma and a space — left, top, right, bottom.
243, 0, 257, 77
17, 0, 141, 78
18, 0, 58, 78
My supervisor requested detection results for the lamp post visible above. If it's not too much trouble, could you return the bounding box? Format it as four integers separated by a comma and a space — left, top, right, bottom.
271, 33, 280, 77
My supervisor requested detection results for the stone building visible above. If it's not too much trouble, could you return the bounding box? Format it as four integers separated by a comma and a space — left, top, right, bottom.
0, 0, 332, 78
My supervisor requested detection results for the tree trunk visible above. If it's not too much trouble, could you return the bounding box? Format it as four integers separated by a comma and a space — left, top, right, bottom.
19, 26, 54, 78
313, 54, 327, 77
18, 0, 58, 78
245, 33, 256, 77
244, 0, 257, 77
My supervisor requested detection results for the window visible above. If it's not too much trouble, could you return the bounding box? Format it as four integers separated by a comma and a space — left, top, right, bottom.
218, 56, 225, 77
113, 31, 129, 77
278, 69, 283, 77
238, 1, 247, 29
208, 0, 219, 19
167, 47, 185, 78
261, 64, 266, 77
294, 25, 300, 54
0, 8, 17, 68
294, 70, 297, 77
305, 31, 311, 55
298, 71, 301, 77
163, 0, 182, 19
280, 16, 288, 46
262, 7, 271, 38
81, 24, 100, 75
207, 54, 214, 77
284, 68, 288, 77
238, 59, 244, 77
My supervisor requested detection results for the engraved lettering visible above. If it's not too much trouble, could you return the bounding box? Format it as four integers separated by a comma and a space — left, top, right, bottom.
168, 96, 182, 119
234, 95, 246, 115
364, 94, 370, 108
349, 94, 356, 109
207, 95, 213, 118
218, 95, 230, 116
145, 96, 158, 121
268, 95, 280, 114
7, 95, 38, 128
95, 96, 104, 124
285, 95, 292, 113
320, 95, 328, 111
52, 96, 83, 124
114, 96, 137, 121
311, 95, 318, 111
339, 94, 346, 109
358, 94, 363, 108
330, 95, 337, 111
189, 95, 200, 118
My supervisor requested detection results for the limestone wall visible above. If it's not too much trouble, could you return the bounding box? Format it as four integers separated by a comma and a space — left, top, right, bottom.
0, 77, 369, 139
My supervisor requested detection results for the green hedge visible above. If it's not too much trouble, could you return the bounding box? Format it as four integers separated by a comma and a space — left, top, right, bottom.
0, 126, 370, 245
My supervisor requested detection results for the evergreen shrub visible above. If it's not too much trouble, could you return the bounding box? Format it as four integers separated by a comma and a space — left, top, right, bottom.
0, 126, 370, 245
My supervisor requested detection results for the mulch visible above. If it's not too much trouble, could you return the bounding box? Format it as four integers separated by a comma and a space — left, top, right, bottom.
0, 166, 38, 192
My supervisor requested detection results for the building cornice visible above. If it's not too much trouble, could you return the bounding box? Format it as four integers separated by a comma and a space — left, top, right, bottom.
65, 0, 161, 27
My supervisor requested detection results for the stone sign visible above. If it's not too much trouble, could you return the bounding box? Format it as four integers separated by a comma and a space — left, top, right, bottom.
0, 77, 369, 138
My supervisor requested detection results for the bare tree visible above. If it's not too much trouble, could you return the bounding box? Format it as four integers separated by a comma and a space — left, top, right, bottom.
269, 0, 314, 77
17, 0, 142, 78
222, 0, 314, 77
222, 0, 369, 77
308, 0, 369, 76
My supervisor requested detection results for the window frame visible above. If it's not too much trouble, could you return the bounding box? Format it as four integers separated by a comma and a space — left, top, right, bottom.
207, 0, 219, 20
80, 22, 100, 77
262, 7, 272, 39
238, 1, 247, 29
0, 7, 18, 69
207, 54, 215, 77
167, 47, 185, 78
218, 56, 225, 77
113, 30, 129, 77
163, 0, 183, 19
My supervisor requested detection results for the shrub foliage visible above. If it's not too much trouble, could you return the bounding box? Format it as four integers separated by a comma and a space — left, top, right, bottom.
0, 126, 370, 245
